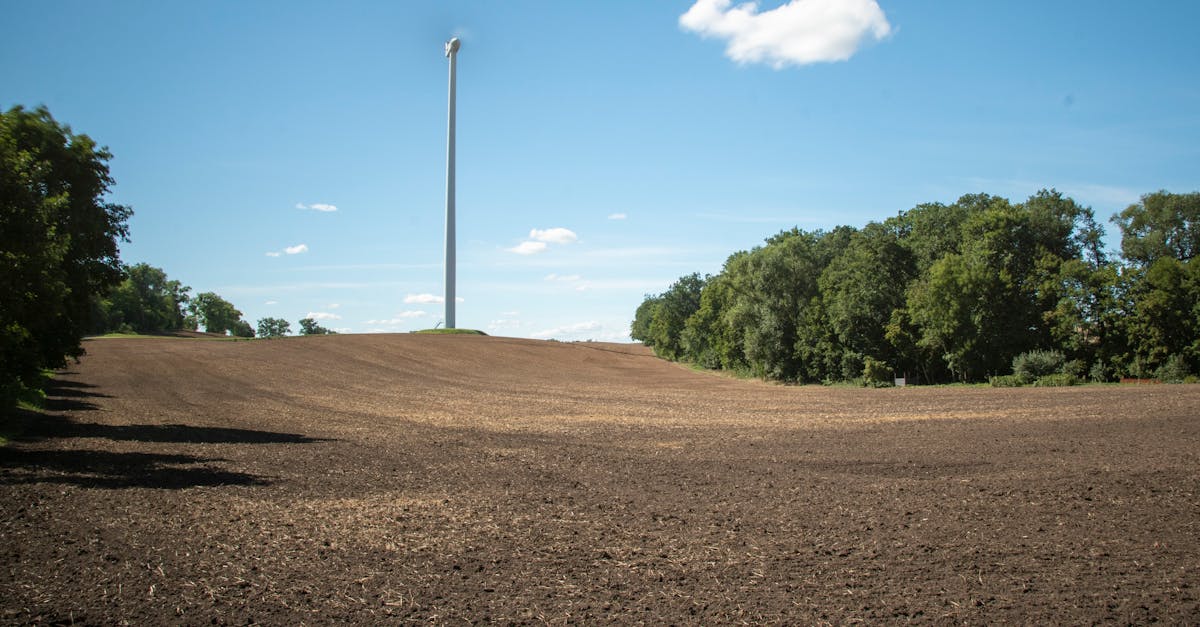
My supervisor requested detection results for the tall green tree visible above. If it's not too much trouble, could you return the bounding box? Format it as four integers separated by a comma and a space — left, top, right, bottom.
299, 317, 334, 335
98, 263, 191, 333
1, 105, 131, 402
646, 273, 705, 361
1113, 191, 1200, 267
257, 317, 291, 338
190, 292, 246, 336
819, 221, 915, 377
630, 296, 661, 346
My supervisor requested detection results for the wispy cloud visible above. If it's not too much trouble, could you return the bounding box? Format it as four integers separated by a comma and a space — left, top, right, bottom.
507, 227, 578, 255
544, 273, 582, 282
267, 243, 309, 257
680, 0, 891, 69
296, 202, 338, 212
529, 227, 578, 244
305, 311, 341, 321
404, 293, 464, 304
607, 213, 627, 220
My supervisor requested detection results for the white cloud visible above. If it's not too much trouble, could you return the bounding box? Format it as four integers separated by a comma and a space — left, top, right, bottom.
680, 0, 891, 69
305, 311, 342, 321
544, 273, 582, 282
264, 300, 278, 305
508, 227, 578, 255
531, 321, 602, 340
268, 243, 309, 257
607, 213, 627, 220
328, 303, 340, 309
507, 241, 548, 255
297, 202, 338, 212
404, 293, 464, 304
529, 227, 578, 244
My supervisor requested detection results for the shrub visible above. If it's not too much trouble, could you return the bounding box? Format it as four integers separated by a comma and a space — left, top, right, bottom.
989, 375, 1025, 388
1034, 373, 1078, 387
1012, 350, 1066, 383
1155, 355, 1191, 384
862, 357, 892, 385
1088, 360, 1112, 383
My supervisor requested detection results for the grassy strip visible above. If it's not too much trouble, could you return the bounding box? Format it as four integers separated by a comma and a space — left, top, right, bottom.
411, 328, 488, 336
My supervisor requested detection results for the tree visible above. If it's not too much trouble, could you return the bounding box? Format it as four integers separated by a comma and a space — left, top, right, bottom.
646, 273, 705, 360
231, 319, 255, 338
299, 317, 334, 335
189, 292, 246, 335
819, 221, 914, 376
1, 105, 131, 403
630, 296, 661, 346
257, 317, 291, 338
1113, 191, 1200, 267
97, 263, 191, 333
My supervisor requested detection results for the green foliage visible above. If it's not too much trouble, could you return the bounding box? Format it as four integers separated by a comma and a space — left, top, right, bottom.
299, 317, 335, 335
631, 187, 1200, 385
190, 292, 247, 336
1, 105, 131, 407
989, 375, 1025, 388
1154, 354, 1192, 383
1012, 350, 1066, 383
646, 273, 705, 361
1113, 191, 1200, 267
862, 356, 892, 385
257, 317, 291, 338
1033, 373, 1079, 387
95, 263, 192, 333
630, 296, 660, 346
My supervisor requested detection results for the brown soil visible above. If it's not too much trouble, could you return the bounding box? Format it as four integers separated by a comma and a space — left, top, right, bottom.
2, 334, 1198, 624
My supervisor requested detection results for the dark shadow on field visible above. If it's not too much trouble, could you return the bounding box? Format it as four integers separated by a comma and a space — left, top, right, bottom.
0, 447, 269, 489
39, 378, 111, 412
21, 415, 333, 445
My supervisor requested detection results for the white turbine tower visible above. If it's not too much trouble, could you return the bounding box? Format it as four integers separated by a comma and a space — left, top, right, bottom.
443, 37, 460, 329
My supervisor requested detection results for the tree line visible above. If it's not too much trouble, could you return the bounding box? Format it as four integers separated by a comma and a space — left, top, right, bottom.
632, 190, 1200, 385
93, 262, 336, 339
1, 106, 330, 409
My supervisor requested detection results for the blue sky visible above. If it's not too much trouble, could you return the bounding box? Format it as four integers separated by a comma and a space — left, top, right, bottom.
4, 1, 1198, 340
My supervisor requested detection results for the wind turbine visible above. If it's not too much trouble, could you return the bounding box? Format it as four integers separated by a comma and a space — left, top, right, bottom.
443, 37, 460, 329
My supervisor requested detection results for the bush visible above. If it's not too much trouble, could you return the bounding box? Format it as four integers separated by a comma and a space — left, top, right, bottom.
1155, 355, 1192, 383
1034, 373, 1078, 387
1012, 350, 1066, 383
1088, 360, 1112, 383
862, 357, 892, 385
989, 375, 1025, 387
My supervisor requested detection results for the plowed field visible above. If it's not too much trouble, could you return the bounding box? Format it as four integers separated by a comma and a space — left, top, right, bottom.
2, 334, 1198, 624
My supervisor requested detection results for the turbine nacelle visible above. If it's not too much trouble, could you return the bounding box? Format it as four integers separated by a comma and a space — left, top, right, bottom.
445, 37, 460, 57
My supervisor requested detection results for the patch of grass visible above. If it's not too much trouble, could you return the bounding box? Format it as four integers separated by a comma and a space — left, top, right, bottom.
412, 328, 488, 336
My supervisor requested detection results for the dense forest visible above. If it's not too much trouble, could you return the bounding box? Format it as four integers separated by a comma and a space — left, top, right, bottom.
632, 190, 1200, 385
